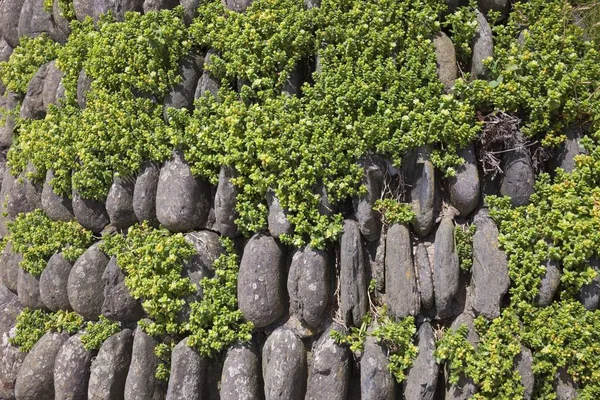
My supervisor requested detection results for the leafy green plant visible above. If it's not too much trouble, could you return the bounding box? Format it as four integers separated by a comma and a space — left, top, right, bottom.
10, 309, 84, 352
373, 198, 415, 226
80, 315, 121, 351
443, 0, 478, 64
455, 223, 476, 272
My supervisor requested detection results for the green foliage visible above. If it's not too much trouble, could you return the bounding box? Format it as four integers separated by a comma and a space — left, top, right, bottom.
47, 310, 85, 334
330, 313, 371, 354
43, 0, 76, 21
455, 223, 475, 272
10, 309, 84, 352
434, 323, 473, 385
80, 315, 121, 351
443, 0, 478, 64
153, 342, 172, 381
4, 209, 93, 276
373, 198, 415, 226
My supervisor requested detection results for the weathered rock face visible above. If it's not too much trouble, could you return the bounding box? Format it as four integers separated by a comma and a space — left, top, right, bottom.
415, 243, 434, 310
578, 259, 600, 311
262, 327, 307, 400
500, 147, 535, 207
40, 252, 73, 311
471, 9, 493, 80
213, 166, 239, 237
385, 223, 419, 318
42, 60, 64, 108
224, 0, 253, 12
72, 190, 110, 234
515, 346, 535, 400
361, 335, 395, 400
14, 331, 70, 400
267, 189, 293, 238
0, 90, 18, 148
554, 367, 578, 400
92, 0, 144, 22
0, 283, 25, 400
41, 170, 74, 221
340, 219, 368, 327
51, 0, 71, 39
101, 257, 144, 323
73, 0, 93, 21
433, 31, 457, 91
133, 162, 160, 225
17, 268, 46, 309
352, 158, 383, 242
166, 338, 206, 400
220, 341, 261, 400
106, 177, 138, 230
404, 322, 439, 400
156, 151, 211, 232
67, 243, 110, 320
552, 125, 587, 174
535, 259, 561, 307
287, 246, 330, 330
164, 53, 203, 116
195, 50, 220, 98
0, 244, 22, 294
54, 333, 93, 400
88, 329, 133, 400
76, 69, 92, 109
18, 0, 67, 43
124, 324, 167, 400
433, 216, 460, 319
305, 324, 350, 400
0, 0, 26, 47
237, 234, 285, 328
20, 62, 48, 120
448, 144, 480, 217
142, 0, 178, 13
407, 147, 437, 237
23, 164, 43, 211
7, 168, 36, 219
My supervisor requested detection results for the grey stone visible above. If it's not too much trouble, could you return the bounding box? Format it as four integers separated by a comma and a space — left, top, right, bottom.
305, 324, 350, 400
67, 243, 109, 320
0, 0, 26, 47
287, 246, 330, 330
20, 63, 48, 119
433, 31, 457, 91
237, 234, 285, 328
478, 0, 510, 18
315, 182, 335, 217
42, 60, 64, 109
164, 53, 203, 116
1, 245, 22, 294
361, 334, 395, 400
142, 0, 178, 12
267, 189, 293, 238
515, 346, 534, 400
416, 243, 434, 310
340, 219, 368, 327
180, 0, 198, 24
39, 252, 73, 311
195, 51, 220, 98
554, 367, 578, 400
552, 125, 587, 174
448, 144, 480, 217
304, 0, 320, 8
73, 0, 93, 21
41, 170, 74, 221
445, 313, 479, 400
578, 258, 600, 311
88, 329, 133, 400
0, 283, 25, 400
22, 163, 43, 211
52, 0, 71, 39
408, 147, 436, 237
133, 162, 160, 225
385, 223, 418, 317
262, 327, 307, 400
166, 337, 206, 400
500, 147, 534, 207
367, 232, 385, 296
18, 0, 67, 43
223, 0, 253, 12
352, 158, 383, 242
77, 69, 92, 109
124, 323, 167, 400
54, 333, 93, 400
14, 331, 69, 400
17, 268, 46, 309
0, 37, 13, 63
72, 190, 110, 234
156, 151, 211, 232
213, 166, 239, 237
220, 341, 261, 400
102, 257, 144, 323
535, 259, 561, 307
92, 0, 143, 22
470, 209, 509, 319
0, 90, 19, 148
106, 177, 138, 230
433, 216, 460, 319
471, 10, 493, 80
404, 322, 439, 400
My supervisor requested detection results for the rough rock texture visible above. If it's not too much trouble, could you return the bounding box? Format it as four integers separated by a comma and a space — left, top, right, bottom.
41, 170, 74, 221
7, 165, 36, 219
554, 368, 578, 400
0, 284, 25, 400
52, 0, 71, 39
385, 223, 419, 318
500, 147, 535, 207
39, 252, 73, 311
42, 60, 64, 108
237, 234, 285, 328
448, 144, 480, 217
0, 244, 22, 293
224, 0, 253, 12
166, 338, 206, 400
404, 322, 439, 400
213, 165, 239, 237
446, 313, 479, 400
578, 258, 600, 311
220, 341, 261, 400
416, 243, 434, 310
471, 9, 493, 79
352, 158, 383, 242
102, 257, 144, 323
361, 335, 395, 400
54, 333, 93, 400
535, 258, 561, 307
23, 164, 43, 211
17, 268, 46, 309
433, 31, 457, 91
14, 331, 69, 400
552, 125, 587, 173
92, 0, 144, 22
18, 0, 67, 43
470, 209, 509, 319
106, 177, 138, 230
133, 162, 160, 225
267, 189, 293, 238
156, 151, 211, 232
0, 0, 26, 47
262, 327, 307, 400
76, 69, 92, 109
67, 243, 110, 320
0, 90, 19, 148
195, 51, 220, 98
305, 324, 350, 400
88, 329, 133, 400
73, 0, 93, 21
20, 62, 48, 120
340, 219, 368, 327
72, 190, 110, 234
407, 147, 437, 237
124, 323, 166, 400
433, 216, 460, 319
515, 346, 535, 400
142, 0, 178, 12
164, 53, 203, 115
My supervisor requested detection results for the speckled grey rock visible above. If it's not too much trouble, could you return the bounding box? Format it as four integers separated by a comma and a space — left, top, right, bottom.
14, 331, 69, 400
18, 0, 67, 43
22, 164, 43, 211
448, 144, 480, 217
554, 368, 578, 400
73, 0, 93, 21
404, 322, 439, 400
385, 223, 419, 318
0, 36, 14, 63
166, 337, 206, 400
77, 69, 92, 109
305, 324, 350, 400
578, 258, 600, 311
132, 162, 160, 225
52, 0, 71, 39
17, 268, 46, 309
92, 0, 143, 22
408, 147, 436, 237
20, 63, 48, 120
6, 169, 36, 220
535, 259, 561, 307
0, 0, 26, 47
40, 252, 73, 311
433, 31, 457, 91
471, 10, 493, 79
433, 216, 460, 319
552, 125, 587, 174
238, 234, 285, 328
67, 243, 109, 320
353, 158, 383, 242
0, 244, 21, 293
267, 189, 293, 238
124, 323, 167, 400
195, 50, 220, 98
288, 246, 330, 330
106, 177, 138, 230
41, 170, 74, 221
0, 283, 25, 400
72, 190, 110, 234
340, 219, 368, 327
102, 257, 144, 323
213, 166, 239, 237
416, 243, 434, 310
142, 0, 178, 12
262, 327, 307, 400
88, 329, 133, 400
54, 333, 93, 400
224, 0, 253, 12
156, 151, 211, 232
42, 60, 64, 108
0, 90, 19, 148
164, 53, 203, 116
220, 341, 261, 400
500, 147, 535, 207
367, 232, 386, 296
515, 346, 534, 400
361, 334, 395, 400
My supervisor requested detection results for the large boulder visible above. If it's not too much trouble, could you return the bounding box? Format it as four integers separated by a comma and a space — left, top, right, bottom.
535, 259, 561, 307
72, 190, 110, 234
124, 323, 167, 400
22, 164, 43, 211
470, 9, 493, 80
0, 0, 27, 47
88, 329, 133, 400
20, 62, 48, 120
220, 341, 261, 400
385, 223, 419, 318
213, 165, 239, 237
163, 53, 203, 116
340, 219, 368, 326
166, 337, 206, 400
6, 167, 36, 218
18, 0, 67, 43
0, 284, 25, 400
448, 144, 480, 217
500, 147, 534, 207
415, 243, 434, 310
17, 268, 46, 309
39, 252, 73, 311
352, 157, 383, 242
133, 162, 160, 225
433, 216, 460, 319
106, 177, 138, 230
41, 170, 74, 221
237, 234, 285, 328
404, 322, 439, 400
54, 333, 93, 400
262, 327, 307, 400
406, 147, 437, 237
433, 31, 457, 91
73, 0, 93, 21
266, 189, 293, 238
101, 257, 144, 323
361, 334, 395, 400
554, 367, 578, 400
51, 0, 71, 40
67, 243, 109, 320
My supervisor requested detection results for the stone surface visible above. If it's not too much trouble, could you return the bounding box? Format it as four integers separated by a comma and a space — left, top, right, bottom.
54, 333, 93, 400
20, 62, 48, 120
17, 268, 46, 309
92, 0, 143, 22
404, 322, 439, 400
88, 329, 133, 400
554, 367, 578, 400
166, 337, 206, 400
73, 0, 93, 21
0, 244, 21, 293
124, 323, 166, 400
352, 158, 383, 242
40, 252, 73, 311
385, 223, 419, 318
77, 69, 92, 109
22, 164, 43, 211
156, 151, 211, 232
52, 0, 71, 39
238, 234, 285, 328
213, 165, 239, 237
578, 258, 600, 311
195, 50, 220, 98
262, 327, 307, 400
106, 177, 138, 230
552, 124, 587, 174
416, 243, 434, 310
340, 219, 368, 327
67, 243, 109, 320
433, 31, 457, 91
142, 0, 178, 12
224, 0, 253, 12
180, 0, 198, 24
433, 216, 460, 319
102, 257, 144, 323
14, 331, 69, 400
407, 147, 437, 237
361, 335, 395, 400
471, 9, 493, 80
515, 346, 534, 400
164, 53, 203, 115
305, 324, 350, 400
470, 209, 509, 319
0, 0, 26, 47
0, 283, 25, 400
287, 246, 330, 330
42, 60, 64, 109
0, 90, 19, 148
41, 170, 74, 221
500, 147, 535, 207
72, 190, 110, 234
5, 169, 36, 219
535, 259, 561, 307
267, 189, 293, 238
448, 144, 480, 217
133, 161, 160, 225
220, 341, 261, 400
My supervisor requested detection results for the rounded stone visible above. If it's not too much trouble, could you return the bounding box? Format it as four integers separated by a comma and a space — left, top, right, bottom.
39, 253, 73, 311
